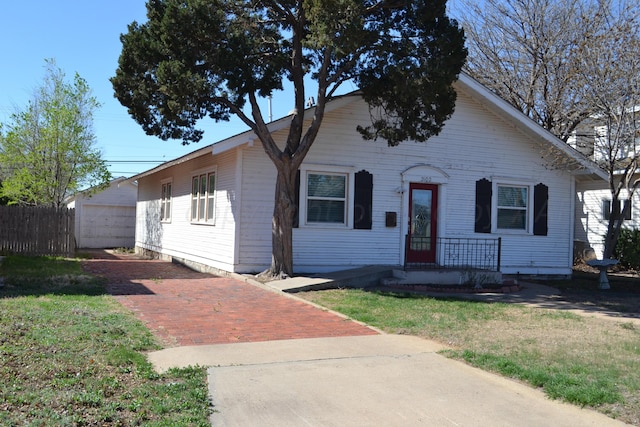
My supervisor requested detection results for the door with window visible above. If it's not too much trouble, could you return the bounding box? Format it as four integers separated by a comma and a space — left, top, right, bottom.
407, 183, 438, 263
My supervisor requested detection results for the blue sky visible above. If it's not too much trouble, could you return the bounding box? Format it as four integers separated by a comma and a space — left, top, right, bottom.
0, 1, 294, 178
1, 2, 464, 179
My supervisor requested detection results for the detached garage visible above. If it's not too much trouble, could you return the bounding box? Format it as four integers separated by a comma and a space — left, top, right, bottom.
67, 177, 137, 249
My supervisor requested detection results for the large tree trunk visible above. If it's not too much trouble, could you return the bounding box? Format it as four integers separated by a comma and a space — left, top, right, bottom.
603, 219, 619, 260
264, 162, 298, 278
602, 197, 631, 259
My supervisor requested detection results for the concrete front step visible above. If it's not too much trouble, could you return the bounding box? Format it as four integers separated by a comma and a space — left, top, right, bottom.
381, 269, 502, 287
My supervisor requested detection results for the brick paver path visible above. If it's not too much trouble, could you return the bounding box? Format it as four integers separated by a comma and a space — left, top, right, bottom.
81, 251, 377, 347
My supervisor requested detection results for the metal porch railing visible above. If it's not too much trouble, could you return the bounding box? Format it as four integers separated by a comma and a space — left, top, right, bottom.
404, 236, 501, 272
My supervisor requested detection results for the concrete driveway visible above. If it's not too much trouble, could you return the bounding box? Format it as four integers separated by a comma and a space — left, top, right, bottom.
150, 335, 629, 426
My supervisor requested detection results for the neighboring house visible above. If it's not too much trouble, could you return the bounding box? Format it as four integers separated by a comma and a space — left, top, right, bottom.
568, 117, 639, 164
567, 117, 599, 158
569, 113, 640, 260
130, 72, 606, 277
574, 174, 640, 260
66, 177, 137, 249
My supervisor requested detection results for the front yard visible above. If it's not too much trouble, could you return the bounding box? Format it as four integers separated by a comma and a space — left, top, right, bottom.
1, 255, 638, 425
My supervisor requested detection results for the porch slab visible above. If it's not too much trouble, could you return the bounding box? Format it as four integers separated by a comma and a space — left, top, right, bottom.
382, 269, 503, 287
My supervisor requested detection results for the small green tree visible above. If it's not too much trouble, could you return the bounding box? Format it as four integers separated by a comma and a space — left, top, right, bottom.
0, 180, 10, 205
112, 0, 467, 278
0, 60, 111, 207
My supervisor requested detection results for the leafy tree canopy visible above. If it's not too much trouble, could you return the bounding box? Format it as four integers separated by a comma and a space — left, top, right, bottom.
0, 60, 111, 207
112, 0, 466, 277
0, 180, 11, 205
112, 0, 467, 148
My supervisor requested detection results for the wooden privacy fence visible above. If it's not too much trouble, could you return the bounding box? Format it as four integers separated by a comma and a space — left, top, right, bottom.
0, 206, 75, 256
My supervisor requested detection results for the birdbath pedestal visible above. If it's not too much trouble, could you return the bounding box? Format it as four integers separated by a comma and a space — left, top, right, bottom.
586, 259, 619, 290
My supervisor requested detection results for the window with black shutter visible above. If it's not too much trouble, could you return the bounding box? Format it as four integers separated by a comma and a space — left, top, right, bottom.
476, 178, 549, 235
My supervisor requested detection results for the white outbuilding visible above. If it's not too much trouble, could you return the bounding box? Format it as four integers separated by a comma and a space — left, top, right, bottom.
66, 177, 137, 249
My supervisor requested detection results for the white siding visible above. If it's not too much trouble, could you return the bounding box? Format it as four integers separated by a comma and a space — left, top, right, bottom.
136, 149, 240, 271
134, 88, 582, 275
236, 145, 278, 272
78, 205, 136, 248
235, 93, 577, 275
575, 177, 640, 259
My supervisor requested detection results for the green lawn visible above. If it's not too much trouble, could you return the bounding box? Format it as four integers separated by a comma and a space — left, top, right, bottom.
0, 255, 211, 426
300, 288, 640, 425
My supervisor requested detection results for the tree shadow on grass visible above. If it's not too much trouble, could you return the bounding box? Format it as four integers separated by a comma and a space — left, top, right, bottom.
550, 270, 640, 316
367, 273, 640, 321
0, 275, 111, 298
0, 275, 157, 299
0, 254, 157, 299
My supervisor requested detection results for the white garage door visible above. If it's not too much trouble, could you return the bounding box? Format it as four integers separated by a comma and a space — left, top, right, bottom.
78, 204, 136, 249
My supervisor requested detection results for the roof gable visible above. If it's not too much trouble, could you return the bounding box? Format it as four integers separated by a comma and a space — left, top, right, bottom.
66, 177, 137, 203
129, 72, 607, 181
454, 73, 606, 180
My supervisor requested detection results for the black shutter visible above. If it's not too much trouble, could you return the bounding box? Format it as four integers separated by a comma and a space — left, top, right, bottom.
603, 199, 612, 221
533, 183, 548, 236
605, 199, 631, 221
354, 170, 373, 230
623, 200, 632, 220
475, 178, 492, 233
293, 170, 300, 228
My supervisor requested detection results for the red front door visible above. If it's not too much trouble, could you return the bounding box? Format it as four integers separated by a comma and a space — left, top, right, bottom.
407, 183, 438, 263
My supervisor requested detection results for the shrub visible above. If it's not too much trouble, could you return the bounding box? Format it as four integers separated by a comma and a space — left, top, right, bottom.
614, 228, 640, 269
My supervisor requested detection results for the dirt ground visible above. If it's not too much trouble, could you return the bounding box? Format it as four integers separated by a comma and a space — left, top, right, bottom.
553, 265, 640, 315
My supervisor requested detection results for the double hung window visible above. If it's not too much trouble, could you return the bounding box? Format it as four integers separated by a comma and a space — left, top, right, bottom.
160, 181, 172, 222
306, 172, 347, 224
496, 185, 529, 231
603, 199, 632, 221
295, 167, 372, 229
191, 171, 216, 223
476, 178, 548, 236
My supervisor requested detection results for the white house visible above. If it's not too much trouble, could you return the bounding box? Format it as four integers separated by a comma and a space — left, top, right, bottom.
568, 113, 640, 260
129, 73, 606, 277
574, 174, 640, 260
66, 177, 137, 249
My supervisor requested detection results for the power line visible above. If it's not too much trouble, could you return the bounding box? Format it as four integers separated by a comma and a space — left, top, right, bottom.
105, 160, 167, 163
